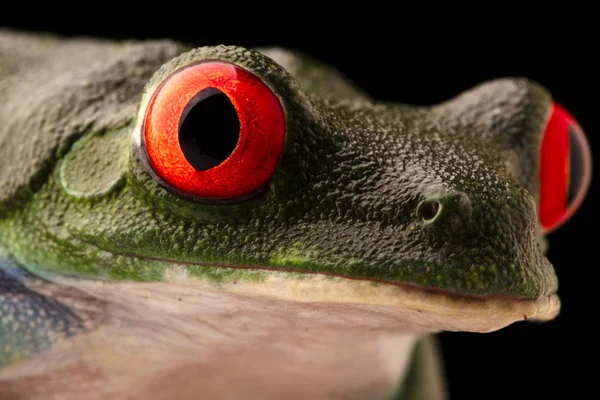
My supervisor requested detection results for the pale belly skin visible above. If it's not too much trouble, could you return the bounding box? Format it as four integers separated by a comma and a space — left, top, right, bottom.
0, 272, 557, 399
0, 280, 426, 400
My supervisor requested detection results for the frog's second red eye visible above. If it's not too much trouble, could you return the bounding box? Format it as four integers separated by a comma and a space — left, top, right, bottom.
143, 61, 286, 201
539, 103, 592, 232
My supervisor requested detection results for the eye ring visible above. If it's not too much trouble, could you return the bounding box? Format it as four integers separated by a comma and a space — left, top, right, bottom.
141, 61, 286, 203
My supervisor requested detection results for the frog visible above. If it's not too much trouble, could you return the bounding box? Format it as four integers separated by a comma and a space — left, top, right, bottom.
0, 29, 592, 400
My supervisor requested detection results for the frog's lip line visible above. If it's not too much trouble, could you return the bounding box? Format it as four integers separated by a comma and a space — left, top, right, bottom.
60, 240, 559, 329
84, 242, 556, 305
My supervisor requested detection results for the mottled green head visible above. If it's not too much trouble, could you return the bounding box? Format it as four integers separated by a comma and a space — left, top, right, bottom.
1, 31, 590, 334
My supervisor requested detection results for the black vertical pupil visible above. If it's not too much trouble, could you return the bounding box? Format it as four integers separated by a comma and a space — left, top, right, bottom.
178, 87, 240, 171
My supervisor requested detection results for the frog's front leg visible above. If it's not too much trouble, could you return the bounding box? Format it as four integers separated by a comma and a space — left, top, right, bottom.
393, 336, 447, 400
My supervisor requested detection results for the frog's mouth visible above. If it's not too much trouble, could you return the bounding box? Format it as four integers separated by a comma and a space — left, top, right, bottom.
159, 261, 559, 333
59, 242, 560, 333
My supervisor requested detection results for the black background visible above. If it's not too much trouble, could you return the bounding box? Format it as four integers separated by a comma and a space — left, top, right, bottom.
2, 14, 596, 399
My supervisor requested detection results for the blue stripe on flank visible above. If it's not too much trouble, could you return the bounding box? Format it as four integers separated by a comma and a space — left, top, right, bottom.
0, 256, 85, 366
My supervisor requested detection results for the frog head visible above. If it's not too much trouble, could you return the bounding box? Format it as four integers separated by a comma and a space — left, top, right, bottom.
0, 31, 591, 392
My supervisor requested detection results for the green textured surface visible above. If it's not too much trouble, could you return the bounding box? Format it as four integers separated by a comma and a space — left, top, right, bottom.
0, 30, 557, 300
0, 30, 187, 212
59, 128, 129, 198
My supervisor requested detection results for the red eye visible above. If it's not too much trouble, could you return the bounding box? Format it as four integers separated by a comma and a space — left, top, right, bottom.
143, 61, 286, 201
539, 102, 592, 232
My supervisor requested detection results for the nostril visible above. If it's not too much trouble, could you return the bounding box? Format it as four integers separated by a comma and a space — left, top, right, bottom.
417, 200, 441, 222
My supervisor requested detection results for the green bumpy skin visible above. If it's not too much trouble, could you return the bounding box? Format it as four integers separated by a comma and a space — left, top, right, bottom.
0, 30, 556, 304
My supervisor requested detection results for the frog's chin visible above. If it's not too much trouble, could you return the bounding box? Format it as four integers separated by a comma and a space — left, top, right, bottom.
158, 265, 559, 333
